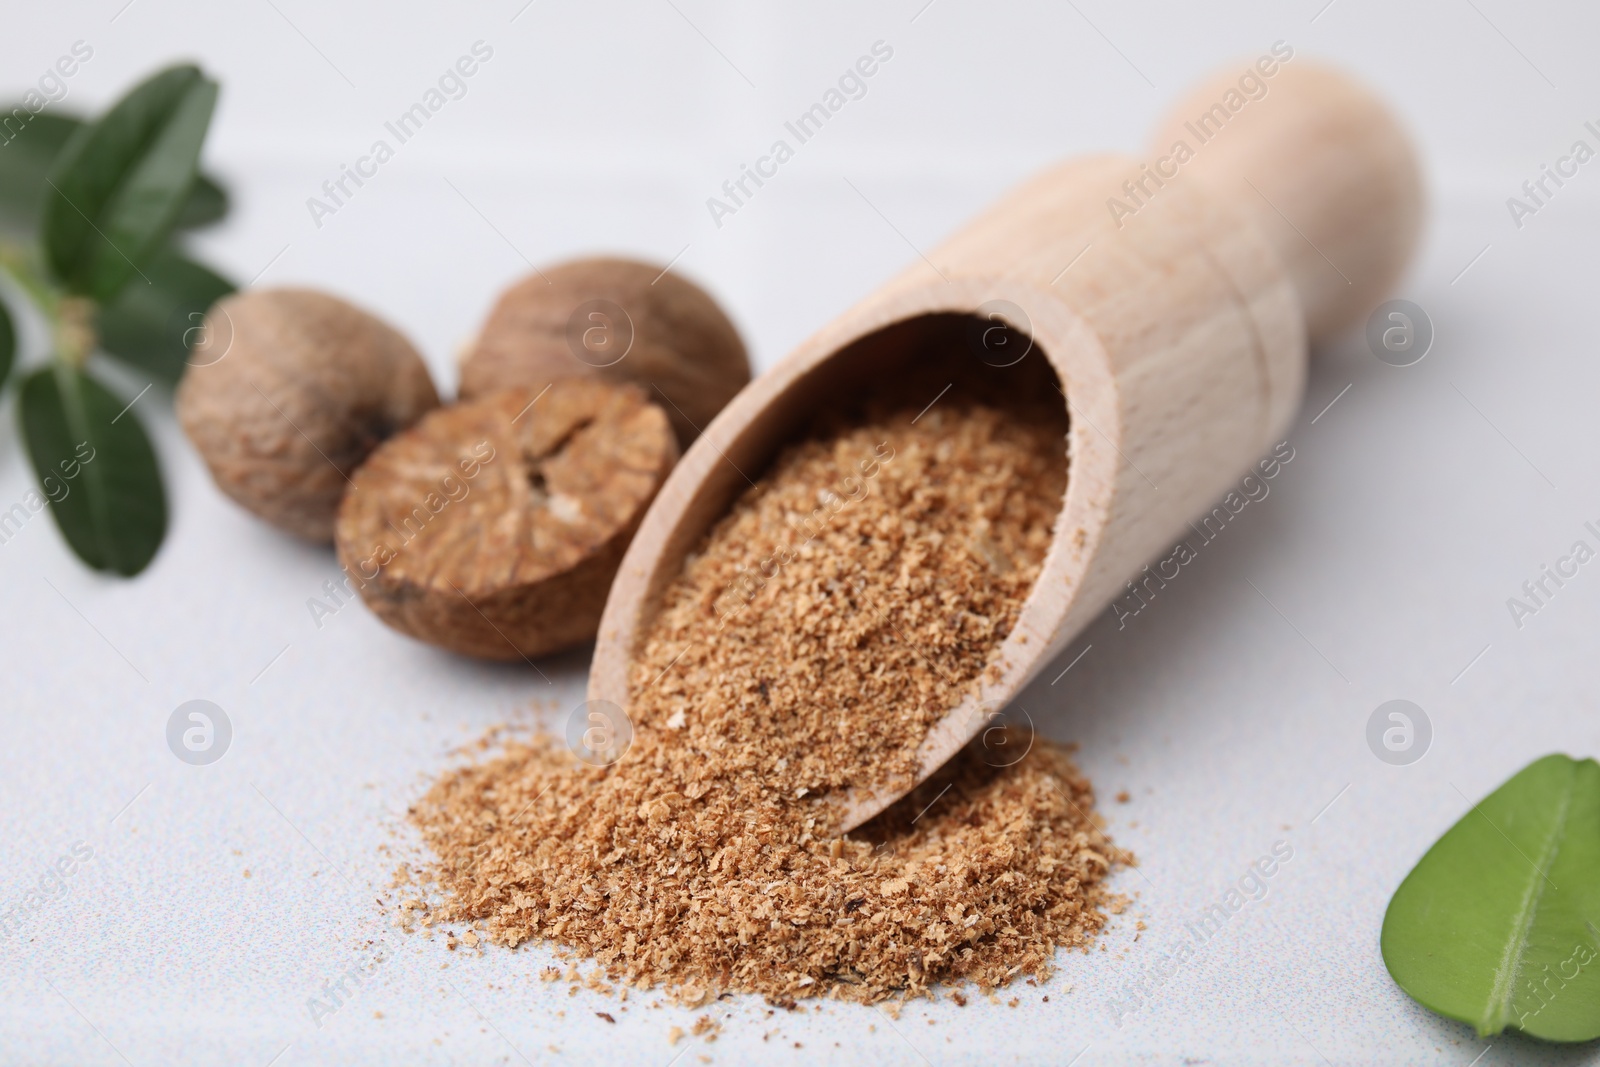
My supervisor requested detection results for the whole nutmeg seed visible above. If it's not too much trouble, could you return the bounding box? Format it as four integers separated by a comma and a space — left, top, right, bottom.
458, 257, 749, 449
334, 379, 678, 660
177, 288, 440, 541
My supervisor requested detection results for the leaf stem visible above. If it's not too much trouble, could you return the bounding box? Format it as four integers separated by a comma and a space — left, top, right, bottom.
55, 297, 96, 369
0, 240, 99, 369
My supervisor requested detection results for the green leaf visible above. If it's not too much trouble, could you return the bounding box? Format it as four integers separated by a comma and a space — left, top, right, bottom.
0, 110, 81, 233
18, 364, 167, 575
175, 173, 228, 229
40, 66, 219, 302
0, 107, 229, 234
96, 245, 234, 384
1381, 754, 1600, 1042
0, 295, 13, 386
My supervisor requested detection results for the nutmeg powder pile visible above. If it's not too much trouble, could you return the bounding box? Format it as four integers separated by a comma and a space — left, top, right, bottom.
410, 391, 1127, 1004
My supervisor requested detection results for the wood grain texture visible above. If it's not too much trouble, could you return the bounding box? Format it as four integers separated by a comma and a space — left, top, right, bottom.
589, 62, 1422, 831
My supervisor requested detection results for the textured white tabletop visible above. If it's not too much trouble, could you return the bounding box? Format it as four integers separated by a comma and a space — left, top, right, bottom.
3, 1, 1600, 1064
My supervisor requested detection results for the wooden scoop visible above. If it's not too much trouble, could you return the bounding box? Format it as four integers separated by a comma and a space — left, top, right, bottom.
588, 59, 1423, 831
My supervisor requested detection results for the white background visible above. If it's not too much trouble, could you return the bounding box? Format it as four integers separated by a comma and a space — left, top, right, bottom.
3, 1, 1600, 1064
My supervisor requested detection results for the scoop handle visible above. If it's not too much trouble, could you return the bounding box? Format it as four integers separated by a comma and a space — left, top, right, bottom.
1147, 55, 1424, 343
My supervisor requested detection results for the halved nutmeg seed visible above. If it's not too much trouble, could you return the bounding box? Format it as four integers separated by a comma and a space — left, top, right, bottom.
334, 379, 678, 660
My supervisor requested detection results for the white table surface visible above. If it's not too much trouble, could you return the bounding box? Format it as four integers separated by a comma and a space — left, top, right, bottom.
4, 1, 1600, 1063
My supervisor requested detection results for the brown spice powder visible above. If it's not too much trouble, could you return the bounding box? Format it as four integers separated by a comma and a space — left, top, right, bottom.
409, 395, 1127, 1003
632, 401, 1067, 804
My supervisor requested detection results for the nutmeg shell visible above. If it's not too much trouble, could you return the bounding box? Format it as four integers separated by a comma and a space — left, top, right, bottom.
177, 287, 440, 541
459, 257, 749, 448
